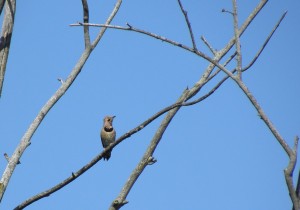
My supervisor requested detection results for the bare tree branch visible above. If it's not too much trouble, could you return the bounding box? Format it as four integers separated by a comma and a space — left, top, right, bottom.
235, 80, 292, 155
184, 55, 237, 106
294, 166, 300, 210
81, 0, 91, 48
207, 52, 236, 82
193, 10, 286, 106
0, 0, 5, 15
109, 89, 190, 210
0, 0, 123, 204
285, 136, 299, 210
91, 0, 122, 49
177, 0, 197, 51
108, 2, 270, 208
70, 0, 268, 80
232, 0, 242, 79
209, 10, 286, 85
0, 0, 16, 97
201, 35, 217, 55
13, 53, 240, 209
14, 88, 193, 209
13, 1, 273, 209
242, 11, 287, 71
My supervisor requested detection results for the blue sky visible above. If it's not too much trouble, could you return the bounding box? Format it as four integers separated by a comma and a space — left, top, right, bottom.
0, 0, 299, 209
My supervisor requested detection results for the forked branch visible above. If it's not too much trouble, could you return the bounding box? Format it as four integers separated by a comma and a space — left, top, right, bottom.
1, 0, 123, 205
108, 1, 270, 209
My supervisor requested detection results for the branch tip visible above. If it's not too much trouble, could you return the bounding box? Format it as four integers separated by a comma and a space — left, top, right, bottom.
57, 78, 64, 84
126, 22, 132, 29
4, 153, 20, 164
147, 156, 157, 165
113, 199, 128, 207
201, 35, 216, 55
221, 8, 233, 15
3, 153, 9, 162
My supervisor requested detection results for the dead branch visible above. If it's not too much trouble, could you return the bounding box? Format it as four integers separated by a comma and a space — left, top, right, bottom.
0, 0, 16, 97
81, 0, 91, 48
242, 11, 287, 71
108, 1, 269, 208
0, 0, 123, 204
109, 89, 190, 210
0, 0, 4, 15
232, 0, 242, 79
177, 0, 197, 51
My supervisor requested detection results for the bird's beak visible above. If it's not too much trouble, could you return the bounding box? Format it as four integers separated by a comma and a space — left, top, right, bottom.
112, 116, 116, 118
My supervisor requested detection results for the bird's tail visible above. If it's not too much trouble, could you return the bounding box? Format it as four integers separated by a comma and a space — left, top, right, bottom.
103, 149, 112, 161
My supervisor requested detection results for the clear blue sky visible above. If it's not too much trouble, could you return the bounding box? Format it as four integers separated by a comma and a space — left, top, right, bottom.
0, 0, 299, 209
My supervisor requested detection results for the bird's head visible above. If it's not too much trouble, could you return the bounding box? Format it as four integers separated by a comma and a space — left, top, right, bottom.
103, 115, 116, 126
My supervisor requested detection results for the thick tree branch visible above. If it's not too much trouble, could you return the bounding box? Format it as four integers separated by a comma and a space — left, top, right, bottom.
0, 0, 16, 97
109, 89, 190, 210
286, 136, 299, 210
5, 47, 91, 207
108, 2, 270, 208
235, 80, 292, 155
14, 88, 196, 210
0, 0, 123, 204
81, 0, 91, 48
294, 168, 300, 210
0, 0, 5, 15
232, 0, 242, 79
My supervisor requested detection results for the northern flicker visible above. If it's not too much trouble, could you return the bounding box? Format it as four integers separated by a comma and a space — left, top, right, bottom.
100, 116, 116, 160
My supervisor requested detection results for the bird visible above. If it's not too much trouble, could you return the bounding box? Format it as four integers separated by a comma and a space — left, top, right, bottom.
100, 115, 116, 160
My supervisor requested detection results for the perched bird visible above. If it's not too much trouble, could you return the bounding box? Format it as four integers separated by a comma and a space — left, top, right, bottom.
100, 116, 116, 160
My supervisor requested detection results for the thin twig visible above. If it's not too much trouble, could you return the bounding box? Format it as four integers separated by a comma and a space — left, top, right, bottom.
91, 0, 123, 49
71, 22, 196, 54
243, 11, 287, 71
221, 8, 234, 15
177, 0, 197, 51
3, 153, 20, 164
70, 0, 268, 78
81, 0, 91, 48
232, 0, 242, 79
201, 35, 217, 55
